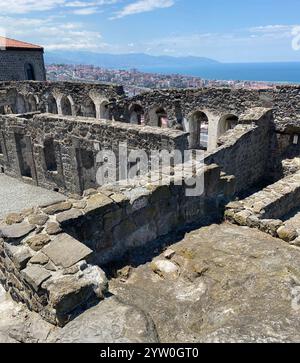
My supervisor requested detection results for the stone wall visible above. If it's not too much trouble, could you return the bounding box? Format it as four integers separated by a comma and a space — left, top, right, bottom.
0, 159, 236, 326
205, 108, 274, 194
225, 170, 300, 244
1, 82, 300, 153
0, 81, 124, 119
0, 113, 188, 194
0, 50, 46, 81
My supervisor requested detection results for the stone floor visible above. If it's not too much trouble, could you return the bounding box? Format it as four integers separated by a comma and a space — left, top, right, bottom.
0, 174, 65, 219
2, 222, 300, 342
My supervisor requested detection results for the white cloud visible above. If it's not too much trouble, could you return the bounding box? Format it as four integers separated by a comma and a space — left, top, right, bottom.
0, 0, 119, 15
0, 15, 109, 51
72, 7, 99, 15
111, 0, 175, 19
0, 0, 66, 14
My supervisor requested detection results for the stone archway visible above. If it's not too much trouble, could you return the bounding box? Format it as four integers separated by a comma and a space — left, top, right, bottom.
80, 97, 96, 118
148, 106, 168, 128
218, 114, 239, 139
99, 100, 110, 120
129, 104, 144, 125
188, 111, 209, 149
61, 96, 73, 116
13, 94, 27, 114
47, 95, 58, 114
27, 94, 38, 112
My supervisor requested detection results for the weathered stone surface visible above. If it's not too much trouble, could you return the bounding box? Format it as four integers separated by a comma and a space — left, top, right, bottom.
5, 213, 24, 225
5, 244, 33, 270
164, 249, 176, 260
0, 222, 35, 239
28, 214, 49, 226
55, 209, 82, 224
21, 265, 52, 292
42, 233, 93, 268
46, 275, 95, 315
84, 193, 113, 214
45, 222, 62, 236
109, 223, 300, 343
72, 201, 87, 210
151, 260, 179, 278
49, 297, 158, 343
29, 252, 49, 266
277, 225, 297, 242
0, 285, 55, 343
43, 202, 72, 216
26, 234, 51, 252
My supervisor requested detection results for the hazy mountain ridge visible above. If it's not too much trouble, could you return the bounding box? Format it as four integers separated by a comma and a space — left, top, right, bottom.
45, 51, 219, 69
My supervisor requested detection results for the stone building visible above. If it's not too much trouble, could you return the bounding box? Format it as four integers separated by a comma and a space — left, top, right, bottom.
2, 80, 300, 330
0, 37, 46, 81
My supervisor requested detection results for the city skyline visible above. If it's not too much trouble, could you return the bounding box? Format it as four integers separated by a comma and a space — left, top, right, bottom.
0, 0, 300, 62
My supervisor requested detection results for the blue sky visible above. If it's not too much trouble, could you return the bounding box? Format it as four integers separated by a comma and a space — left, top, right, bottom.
1, 0, 300, 62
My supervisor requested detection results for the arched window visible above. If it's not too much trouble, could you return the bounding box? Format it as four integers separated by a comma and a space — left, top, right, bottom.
27, 94, 37, 112
188, 111, 209, 149
100, 100, 110, 120
25, 63, 35, 81
80, 97, 96, 118
13, 94, 27, 114
156, 107, 168, 128
47, 95, 58, 114
129, 104, 144, 125
218, 114, 239, 139
61, 96, 72, 116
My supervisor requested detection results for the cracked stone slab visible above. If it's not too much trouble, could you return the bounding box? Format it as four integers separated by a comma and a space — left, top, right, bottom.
0, 222, 35, 240
21, 265, 52, 292
5, 244, 33, 270
42, 233, 93, 268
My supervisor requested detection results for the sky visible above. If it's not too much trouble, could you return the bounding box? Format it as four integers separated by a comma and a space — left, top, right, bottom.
1, 0, 300, 62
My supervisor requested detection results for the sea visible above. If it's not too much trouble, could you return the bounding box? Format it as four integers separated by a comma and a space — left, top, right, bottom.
138, 62, 300, 84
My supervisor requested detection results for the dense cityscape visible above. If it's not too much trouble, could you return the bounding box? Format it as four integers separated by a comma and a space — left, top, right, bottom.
46, 64, 277, 96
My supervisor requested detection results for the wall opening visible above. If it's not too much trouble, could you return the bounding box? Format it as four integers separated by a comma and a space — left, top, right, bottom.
100, 100, 110, 120
61, 96, 72, 116
218, 114, 239, 139
157, 108, 168, 128
129, 104, 144, 125
47, 95, 58, 114
80, 98, 96, 118
25, 63, 36, 81
27, 95, 37, 112
44, 139, 57, 172
76, 148, 96, 192
15, 133, 33, 178
13, 94, 27, 114
188, 111, 209, 149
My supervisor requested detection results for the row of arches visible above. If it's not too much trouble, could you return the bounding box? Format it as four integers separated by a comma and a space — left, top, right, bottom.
8, 94, 39, 114
0, 93, 112, 120
128, 104, 168, 128
187, 111, 239, 150
127, 104, 239, 150
46, 95, 111, 120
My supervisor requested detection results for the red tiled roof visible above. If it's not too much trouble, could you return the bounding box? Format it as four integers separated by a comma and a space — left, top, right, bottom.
0, 36, 43, 50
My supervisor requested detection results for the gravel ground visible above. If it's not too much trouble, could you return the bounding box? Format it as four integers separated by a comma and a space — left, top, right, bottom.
0, 174, 66, 219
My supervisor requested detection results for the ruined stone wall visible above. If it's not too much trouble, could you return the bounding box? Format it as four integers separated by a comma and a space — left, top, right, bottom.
2, 82, 300, 153
0, 50, 46, 81
0, 113, 188, 195
204, 108, 274, 194
127, 86, 300, 124
0, 159, 235, 326
0, 81, 125, 119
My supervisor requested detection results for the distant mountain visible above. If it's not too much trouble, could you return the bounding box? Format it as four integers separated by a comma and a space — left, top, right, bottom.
45, 51, 219, 69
